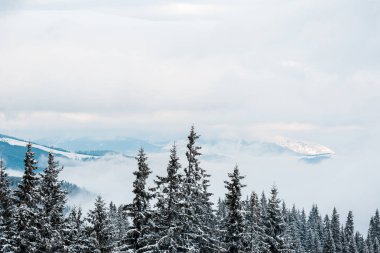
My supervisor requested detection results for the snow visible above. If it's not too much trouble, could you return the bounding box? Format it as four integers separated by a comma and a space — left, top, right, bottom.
274, 137, 335, 156
0, 137, 94, 160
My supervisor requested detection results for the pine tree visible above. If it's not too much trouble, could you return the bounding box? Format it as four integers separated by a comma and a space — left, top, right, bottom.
114, 205, 130, 251
299, 209, 308, 251
261, 192, 268, 219
216, 198, 227, 223
244, 191, 270, 252
323, 215, 336, 253
307, 228, 323, 253
345, 211, 355, 239
216, 198, 227, 247
308, 205, 324, 252
13, 142, 41, 253
152, 143, 183, 252
39, 153, 67, 252
108, 202, 118, 248
331, 208, 342, 253
345, 211, 358, 253
223, 165, 245, 253
180, 126, 218, 252
0, 160, 15, 252
264, 185, 287, 253
107, 203, 130, 251
64, 207, 87, 253
355, 232, 365, 253
85, 196, 114, 253
366, 235, 374, 253
324, 228, 337, 253
368, 210, 380, 253
287, 205, 304, 253
341, 226, 349, 253
373, 211, 380, 242
124, 148, 153, 252
374, 238, 380, 253
282, 202, 295, 252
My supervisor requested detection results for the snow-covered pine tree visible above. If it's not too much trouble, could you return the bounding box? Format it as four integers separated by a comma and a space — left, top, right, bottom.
331, 208, 343, 253
124, 148, 153, 252
13, 142, 42, 253
0, 160, 15, 252
112, 204, 130, 251
180, 126, 219, 252
287, 205, 304, 253
299, 209, 308, 251
355, 232, 366, 253
366, 236, 372, 253
260, 192, 268, 219
244, 191, 270, 252
345, 211, 358, 253
308, 205, 324, 252
369, 211, 379, 248
64, 207, 87, 253
108, 202, 119, 249
223, 165, 245, 253
304, 224, 313, 252
242, 194, 254, 252
323, 214, 336, 253
281, 202, 295, 252
366, 233, 375, 253
341, 226, 350, 253
39, 152, 67, 252
264, 185, 288, 253
373, 211, 380, 242
152, 143, 183, 252
109, 202, 130, 251
345, 211, 355, 240
216, 198, 227, 247
282, 202, 289, 224
199, 160, 218, 252
85, 196, 114, 253
373, 237, 380, 253
216, 198, 227, 223
108, 203, 129, 252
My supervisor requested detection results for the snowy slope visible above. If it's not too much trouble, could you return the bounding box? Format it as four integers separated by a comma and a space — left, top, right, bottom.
273, 137, 335, 156
0, 136, 94, 160
0, 134, 100, 170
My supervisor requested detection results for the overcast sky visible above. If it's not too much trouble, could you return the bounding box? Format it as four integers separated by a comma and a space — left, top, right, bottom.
0, 0, 379, 141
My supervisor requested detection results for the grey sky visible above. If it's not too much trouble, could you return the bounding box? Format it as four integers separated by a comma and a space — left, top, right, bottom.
0, 0, 379, 140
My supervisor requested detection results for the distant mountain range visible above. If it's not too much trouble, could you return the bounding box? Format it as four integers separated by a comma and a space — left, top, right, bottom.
0, 133, 162, 170
0, 134, 99, 170
35, 136, 162, 155
0, 133, 335, 171
0, 134, 95, 204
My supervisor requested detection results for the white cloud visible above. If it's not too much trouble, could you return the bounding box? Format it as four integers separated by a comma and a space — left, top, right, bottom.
0, 0, 378, 185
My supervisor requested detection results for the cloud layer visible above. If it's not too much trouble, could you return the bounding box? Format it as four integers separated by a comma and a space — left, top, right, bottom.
0, 0, 379, 140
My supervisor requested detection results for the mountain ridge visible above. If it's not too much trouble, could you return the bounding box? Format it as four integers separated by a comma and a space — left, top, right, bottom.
0, 133, 335, 170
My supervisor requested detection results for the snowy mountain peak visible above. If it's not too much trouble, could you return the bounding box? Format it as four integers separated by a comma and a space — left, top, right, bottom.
273, 136, 335, 156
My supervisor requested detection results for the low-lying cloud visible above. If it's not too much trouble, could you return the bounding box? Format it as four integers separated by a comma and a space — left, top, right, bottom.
56, 135, 380, 234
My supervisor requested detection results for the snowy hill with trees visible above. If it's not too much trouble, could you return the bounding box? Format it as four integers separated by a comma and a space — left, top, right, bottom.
0, 134, 98, 170
0, 127, 376, 253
